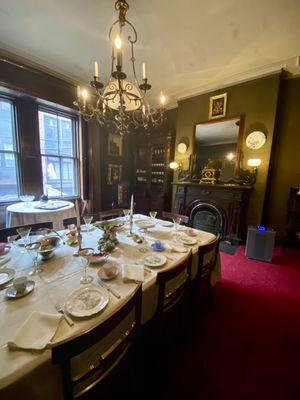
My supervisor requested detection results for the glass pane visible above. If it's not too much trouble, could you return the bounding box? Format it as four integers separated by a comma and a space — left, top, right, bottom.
0, 152, 18, 201
0, 99, 15, 151
61, 158, 77, 196
58, 116, 74, 156
38, 111, 58, 155
41, 155, 62, 197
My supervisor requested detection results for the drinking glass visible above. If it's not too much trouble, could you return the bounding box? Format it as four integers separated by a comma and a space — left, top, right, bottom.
16, 227, 32, 252
138, 232, 148, 253
7, 235, 18, 251
78, 248, 94, 284
83, 215, 93, 231
172, 216, 182, 237
20, 195, 35, 207
149, 211, 157, 221
123, 209, 130, 223
25, 239, 42, 275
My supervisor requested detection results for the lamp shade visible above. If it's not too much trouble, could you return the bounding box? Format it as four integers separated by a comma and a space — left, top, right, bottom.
247, 158, 261, 167
169, 161, 179, 170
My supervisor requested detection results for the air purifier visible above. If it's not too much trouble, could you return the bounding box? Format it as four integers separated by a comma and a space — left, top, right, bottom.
245, 226, 276, 262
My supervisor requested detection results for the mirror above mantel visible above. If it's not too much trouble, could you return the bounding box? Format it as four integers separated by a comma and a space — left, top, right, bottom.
193, 116, 243, 183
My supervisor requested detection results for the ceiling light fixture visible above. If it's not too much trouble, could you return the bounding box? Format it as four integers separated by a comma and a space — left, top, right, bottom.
74, 0, 166, 135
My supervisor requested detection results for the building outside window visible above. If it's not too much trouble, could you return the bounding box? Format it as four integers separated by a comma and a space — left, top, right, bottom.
0, 98, 20, 202
38, 109, 79, 198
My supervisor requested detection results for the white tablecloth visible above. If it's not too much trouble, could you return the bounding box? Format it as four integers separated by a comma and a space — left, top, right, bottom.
6, 201, 76, 230
0, 214, 220, 399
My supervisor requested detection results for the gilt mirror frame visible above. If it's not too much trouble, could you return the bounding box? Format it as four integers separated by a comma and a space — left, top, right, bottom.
192, 115, 245, 181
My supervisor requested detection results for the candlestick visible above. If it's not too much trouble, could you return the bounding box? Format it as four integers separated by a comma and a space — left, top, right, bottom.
142, 63, 146, 79
129, 194, 134, 234
94, 61, 99, 78
77, 86, 81, 98
75, 199, 81, 228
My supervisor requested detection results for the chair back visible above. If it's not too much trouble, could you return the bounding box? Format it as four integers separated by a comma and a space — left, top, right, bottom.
196, 234, 220, 281
52, 284, 142, 400
161, 211, 189, 226
156, 252, 192, 317
0, 222, 53, 242
62, 214, 99, 229
98, 209, 123, 221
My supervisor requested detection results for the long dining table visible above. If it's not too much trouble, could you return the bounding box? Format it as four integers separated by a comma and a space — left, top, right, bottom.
0, 214, 220, 399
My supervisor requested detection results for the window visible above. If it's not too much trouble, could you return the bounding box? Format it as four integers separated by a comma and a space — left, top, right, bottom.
38, 109, 79, 197
0, 98, 19, 202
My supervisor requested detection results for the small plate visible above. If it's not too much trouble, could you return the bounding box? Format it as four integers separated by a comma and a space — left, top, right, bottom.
178, 236, 198, 245
159, 221, 173, 227
143, 254, 167, 268
0, 268, 15, 285
135, 220, 155, 229
98, 263, 119, 280
65, 285, 109, 318
5, 280, 35, 299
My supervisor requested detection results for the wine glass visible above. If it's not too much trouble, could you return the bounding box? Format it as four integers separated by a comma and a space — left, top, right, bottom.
78, 248, 94, 284
16, 227, 32, 253
25, 238, 42, 275
123, 209, 130, 223
172, 216, 182, 238
83, 215, 93, 232
138, 232, 148, 253
7, 234, 18, 251
149, 211, 157, 221
20, 195, 35, 207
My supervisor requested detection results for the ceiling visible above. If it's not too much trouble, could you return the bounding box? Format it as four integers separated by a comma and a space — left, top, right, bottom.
0, 0, 300, 107
196, 118, 240, 145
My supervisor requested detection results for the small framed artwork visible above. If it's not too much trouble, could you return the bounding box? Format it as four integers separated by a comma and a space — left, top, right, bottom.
209, 93, 227, 119
107, 164, 122, 185
108, 132, 123, 157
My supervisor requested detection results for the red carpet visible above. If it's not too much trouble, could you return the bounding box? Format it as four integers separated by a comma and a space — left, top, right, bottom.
156, 246, 300, 400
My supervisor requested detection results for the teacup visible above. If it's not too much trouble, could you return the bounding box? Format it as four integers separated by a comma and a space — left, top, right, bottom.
102, 262, 116, 278
13, 276, 28, 293
186, 228, 197, 237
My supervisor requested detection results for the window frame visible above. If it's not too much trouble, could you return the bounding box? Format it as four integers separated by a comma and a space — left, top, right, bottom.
37, 106, 80, 199
0, 95, 21, 203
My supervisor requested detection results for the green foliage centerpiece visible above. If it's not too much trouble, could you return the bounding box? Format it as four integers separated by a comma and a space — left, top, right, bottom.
94, 219, 121, 253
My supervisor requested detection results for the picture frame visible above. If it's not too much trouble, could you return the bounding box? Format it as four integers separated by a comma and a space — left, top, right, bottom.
107, 164, 122, 185
108, 132, 123, 157
209, 93, 227, 119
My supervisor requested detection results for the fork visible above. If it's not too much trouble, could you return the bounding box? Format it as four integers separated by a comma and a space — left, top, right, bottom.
55, 303, 74, 326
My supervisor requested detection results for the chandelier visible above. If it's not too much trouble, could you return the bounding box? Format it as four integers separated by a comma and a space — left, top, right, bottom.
74, 0, 166, 135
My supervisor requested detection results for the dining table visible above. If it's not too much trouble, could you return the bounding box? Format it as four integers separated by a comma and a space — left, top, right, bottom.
6, 200, 76, 230
0, 214, 220, 399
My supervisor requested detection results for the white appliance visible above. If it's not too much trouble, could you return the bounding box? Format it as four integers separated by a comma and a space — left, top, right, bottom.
245, 226, 276, 262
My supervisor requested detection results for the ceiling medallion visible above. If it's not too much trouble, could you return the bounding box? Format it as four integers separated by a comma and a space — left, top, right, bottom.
245, 131, 266, 150
74, 0, 166, 135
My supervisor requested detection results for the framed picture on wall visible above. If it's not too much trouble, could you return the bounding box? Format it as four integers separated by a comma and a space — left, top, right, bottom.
209, 93, 227, 119
108, 132, 123, 156
107, 164, 122, 185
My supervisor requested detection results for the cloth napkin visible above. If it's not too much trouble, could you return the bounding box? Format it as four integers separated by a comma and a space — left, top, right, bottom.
7, 311, 63, 351
122, 263, 144, 282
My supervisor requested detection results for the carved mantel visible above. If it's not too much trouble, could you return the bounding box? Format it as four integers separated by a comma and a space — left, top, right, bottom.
172, 182, 253, 243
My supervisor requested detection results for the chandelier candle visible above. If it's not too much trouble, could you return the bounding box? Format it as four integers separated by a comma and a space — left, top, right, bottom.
94, 61, 99, 79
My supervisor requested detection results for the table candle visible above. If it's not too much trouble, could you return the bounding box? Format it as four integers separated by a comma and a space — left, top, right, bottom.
130, 194, 134, 216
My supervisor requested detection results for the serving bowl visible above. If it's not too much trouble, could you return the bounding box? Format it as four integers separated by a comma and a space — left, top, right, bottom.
38, 236, 64, 260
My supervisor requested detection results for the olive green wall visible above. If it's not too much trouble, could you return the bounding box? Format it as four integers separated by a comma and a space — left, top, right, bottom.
173, 74, 281, 226
266, 77, 300, 239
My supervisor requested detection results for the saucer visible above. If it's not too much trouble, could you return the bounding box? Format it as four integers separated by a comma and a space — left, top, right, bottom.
5, 280, 35, 299
0, 268, 15, 286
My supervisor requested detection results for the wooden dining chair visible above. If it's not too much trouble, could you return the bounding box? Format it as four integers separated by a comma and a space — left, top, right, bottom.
98, 208, 123, 221
52, 284, 142, 400
0, 221, 53, 242
194, 234, 220, 303
62, 213, 99, 229
161, 211, 189, 226
155, 251, 193, 321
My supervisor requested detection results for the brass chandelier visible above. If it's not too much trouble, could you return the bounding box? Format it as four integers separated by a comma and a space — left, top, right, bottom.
74, 0, 166, 135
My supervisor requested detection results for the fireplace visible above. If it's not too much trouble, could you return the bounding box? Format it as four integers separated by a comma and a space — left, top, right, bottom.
190, 202, 224, 236
172, 182, 252, 243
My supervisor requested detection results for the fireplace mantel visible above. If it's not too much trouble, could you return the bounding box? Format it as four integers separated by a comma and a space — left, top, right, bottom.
172, 181, 253, 243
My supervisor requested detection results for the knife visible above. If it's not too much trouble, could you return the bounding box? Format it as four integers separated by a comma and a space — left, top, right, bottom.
99, 281, 121, 299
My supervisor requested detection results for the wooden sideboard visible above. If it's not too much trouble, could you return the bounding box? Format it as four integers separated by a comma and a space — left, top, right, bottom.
282, 186, 300, 253
173, 182, 253, 244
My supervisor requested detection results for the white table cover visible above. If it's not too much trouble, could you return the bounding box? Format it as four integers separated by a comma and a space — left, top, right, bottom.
0, 214, 220, 399
6, 201, 76, 230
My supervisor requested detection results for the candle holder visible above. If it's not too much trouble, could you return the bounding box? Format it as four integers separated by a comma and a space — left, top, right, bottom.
73, 226, 83, 257
139, 78, 152, 92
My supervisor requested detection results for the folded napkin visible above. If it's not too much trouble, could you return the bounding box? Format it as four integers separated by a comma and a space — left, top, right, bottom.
7, 311, 63, 351
122, 264, 144, 282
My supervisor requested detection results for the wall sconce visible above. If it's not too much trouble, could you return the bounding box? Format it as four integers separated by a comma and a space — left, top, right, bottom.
247, 158, 261, 171
169, 161, 182, 172
177, 137, 190, 154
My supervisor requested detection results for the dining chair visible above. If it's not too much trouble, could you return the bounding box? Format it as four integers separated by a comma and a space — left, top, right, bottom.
52, 284, 142, 400
194, 234, 220, 303
161, 211, 189, 226
155, 251, 193, 321
98, 208, 123, 221
0, 222, 54, 242
62, 213, 99, 229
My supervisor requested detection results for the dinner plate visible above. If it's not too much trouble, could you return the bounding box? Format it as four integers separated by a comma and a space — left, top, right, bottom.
143, 254, 167, 268
0, 268, 15, 285
5, 280, 35, 299
177, 236, 198, 245
135, 220, 155, 229
159, 221, 173, 227
65, 285, 109, 318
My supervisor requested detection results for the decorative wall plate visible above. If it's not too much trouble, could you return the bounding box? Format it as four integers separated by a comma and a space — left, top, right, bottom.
246, 131, 266, 150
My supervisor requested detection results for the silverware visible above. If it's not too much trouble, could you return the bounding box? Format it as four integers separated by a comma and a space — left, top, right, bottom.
144, 266, 152, 273
99, 281, 121, 299
55, 303, 74, 326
